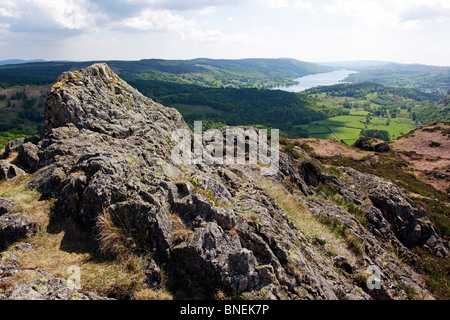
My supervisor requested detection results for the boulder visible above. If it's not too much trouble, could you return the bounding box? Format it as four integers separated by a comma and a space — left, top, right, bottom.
1, 269, 107, 300
17, 142, 40, 172
0, 213, 40, 251
0, 251, 20, 284
0, 162, 26, 181
0, 198, 16, 216
1, 138, 25, 159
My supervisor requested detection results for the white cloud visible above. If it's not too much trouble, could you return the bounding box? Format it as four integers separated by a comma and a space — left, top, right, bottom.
323, 0, 401, 29
292, 0, 315, 12
119, 7, 248, 44
31, 0, 99, 30
121, 8, 196, 31
323, 0, 450, 29
260, 0, 314, 10
181, 28, 253, 43
199, 6, 217, 15
263, 0, 289, 8
146, 0, 246, 11
0, 0, 103, 33
0, 0, 18, 18
395, 0, 450, 23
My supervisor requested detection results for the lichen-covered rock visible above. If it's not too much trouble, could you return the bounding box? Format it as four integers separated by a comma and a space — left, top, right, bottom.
0, 251, 20, 284
0, 197, 40, 251
1, 269, 107, 300
0, 213, 41, 251
17, 142, 40, 172
1, 138, 26, 159
22, 63, 444, 300
0, 198, 16, 216
0, 161, 26, 181
44, 63, 185, 138
340, 167, 448, 258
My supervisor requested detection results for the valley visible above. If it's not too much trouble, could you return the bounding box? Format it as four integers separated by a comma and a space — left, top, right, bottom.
0, 59, 447, 150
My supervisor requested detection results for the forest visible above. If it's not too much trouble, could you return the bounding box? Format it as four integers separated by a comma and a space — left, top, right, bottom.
130, 79, 352, 137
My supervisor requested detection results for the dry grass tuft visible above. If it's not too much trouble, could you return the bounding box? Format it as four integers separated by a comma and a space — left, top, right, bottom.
96, 211, 135, 260
168, 214, 193, 243
257, 177, 358, 263
4, 151, 19, 163
132, 288, 172, 300
0, 175, 173, 299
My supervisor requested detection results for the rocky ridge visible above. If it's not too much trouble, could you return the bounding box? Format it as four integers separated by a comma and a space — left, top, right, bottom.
0, 64, 448, 300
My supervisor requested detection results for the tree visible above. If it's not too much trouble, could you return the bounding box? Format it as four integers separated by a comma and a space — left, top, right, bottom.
360, 129, 390, 141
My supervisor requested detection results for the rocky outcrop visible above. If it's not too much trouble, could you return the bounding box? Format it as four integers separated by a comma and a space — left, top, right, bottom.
3, 63, 445, 300
0, 198, 40, 251
339, 167, 448, 258
0, 268, 107, 300
0, 162, 26, 181
0, 198, 16, 216
0, 251, 20, 284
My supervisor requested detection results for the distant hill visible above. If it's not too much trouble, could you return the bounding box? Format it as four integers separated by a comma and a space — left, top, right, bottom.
0, 59, 46, 66
318, 60, 392, 71
339, 62, 450, 94
0, 58, 332, 89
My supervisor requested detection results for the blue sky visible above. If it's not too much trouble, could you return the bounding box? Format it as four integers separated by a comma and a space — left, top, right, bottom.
1, 0, 449, 65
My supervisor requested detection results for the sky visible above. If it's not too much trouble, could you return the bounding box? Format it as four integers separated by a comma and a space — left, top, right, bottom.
0, 0, 449, 66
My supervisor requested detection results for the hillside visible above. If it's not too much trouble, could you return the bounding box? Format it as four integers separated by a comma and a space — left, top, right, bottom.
0, 58, 331, 90
341, 63, 450, 94
391, 122, 450, 194
0, 64, 448, 301
439, 90, 450, 107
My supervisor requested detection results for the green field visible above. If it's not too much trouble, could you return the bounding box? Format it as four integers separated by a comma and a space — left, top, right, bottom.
298, 113, 418, 144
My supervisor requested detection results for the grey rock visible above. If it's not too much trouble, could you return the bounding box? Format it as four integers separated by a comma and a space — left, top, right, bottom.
145, 259, 162, 288
13, 242, 34, 252
0, 251, 20, 283
18, 63, 442, 300
341, 167, 448, 258
17, 142, 40, 172
1, 138, 25, 159
1, 268, 108, 300
0, 213, 40, 251
0, 198, 16, 216
333, 256, 353, 274
0, 162, 26, 181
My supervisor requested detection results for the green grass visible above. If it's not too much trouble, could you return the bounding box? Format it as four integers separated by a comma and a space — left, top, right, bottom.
349, 109, 370, 116
329, 126, 361, 141
0, 129, 40, 150
298, 113, 417, 144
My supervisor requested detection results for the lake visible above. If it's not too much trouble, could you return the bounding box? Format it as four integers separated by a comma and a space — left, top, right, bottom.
273, 69, 358, 92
